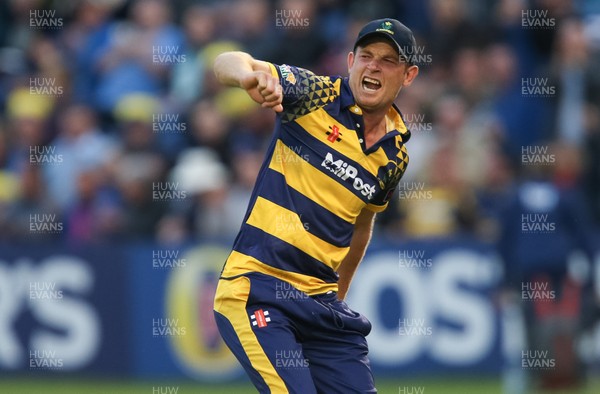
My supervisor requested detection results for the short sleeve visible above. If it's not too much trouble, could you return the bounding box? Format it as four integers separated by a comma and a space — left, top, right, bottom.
365, 182, 398, 212
365, 144, 410, 212
268, 63, 339, 121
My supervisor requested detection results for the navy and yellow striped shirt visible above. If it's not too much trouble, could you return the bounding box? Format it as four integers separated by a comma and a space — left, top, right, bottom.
221, 63, 410, 295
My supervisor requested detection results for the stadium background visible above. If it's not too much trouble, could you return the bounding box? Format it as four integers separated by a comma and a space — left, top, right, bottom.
1, 0, 600, 393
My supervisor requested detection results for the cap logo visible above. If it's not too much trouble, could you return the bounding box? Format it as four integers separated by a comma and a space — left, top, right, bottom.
375, 20, 394, 34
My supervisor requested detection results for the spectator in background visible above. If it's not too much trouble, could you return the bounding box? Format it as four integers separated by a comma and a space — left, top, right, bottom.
187, 98, 232, 165
397, 94, 491, 238
67, 169, 102, 244
113, 93, 160, 154
551, 18, 592, 145
583, 118, 600, 224
1, 164, 61, 241
159, 148, 231, 241
4, 87, 54, 172
474, 146, 515, 242
93, 0, 183, 113
0, 126, 19, 209
484, 43, 551, 159
109, 93, 169, 239
269, 0, 328, 68
426, 0, 488, 69
449, 47, 487, 107
578, 17, 600, 225
44, 104, 117, 210
0, 0, 47, 50
498, 156, 597, 391
169, 3, 217, 108
27, 35, 71, 102
228, 0, 273, 61
60, 0, 123, 104
223, 136, 265, 235
114, 151, 167, 239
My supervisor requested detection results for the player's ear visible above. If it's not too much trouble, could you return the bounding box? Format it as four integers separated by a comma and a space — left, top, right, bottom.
402, 65, 419, 87
347, 51, 355, 73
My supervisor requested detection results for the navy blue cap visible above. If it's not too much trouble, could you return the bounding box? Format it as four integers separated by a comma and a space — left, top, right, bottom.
354, 19, 417, 65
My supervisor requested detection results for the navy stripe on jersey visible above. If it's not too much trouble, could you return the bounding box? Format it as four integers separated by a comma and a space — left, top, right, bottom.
280, 122, 381, 203
258, 169, 354, 248
234, 224, 339, 283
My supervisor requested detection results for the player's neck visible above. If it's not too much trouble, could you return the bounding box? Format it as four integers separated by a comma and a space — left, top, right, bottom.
362, 112, 387, 149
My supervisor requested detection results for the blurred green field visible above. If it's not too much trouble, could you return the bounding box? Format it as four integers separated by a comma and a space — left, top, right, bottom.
0, 378, 597, 394
0, 378, 482, 394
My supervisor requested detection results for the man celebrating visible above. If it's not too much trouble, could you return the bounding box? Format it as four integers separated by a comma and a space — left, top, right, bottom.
213, 19, 419, 393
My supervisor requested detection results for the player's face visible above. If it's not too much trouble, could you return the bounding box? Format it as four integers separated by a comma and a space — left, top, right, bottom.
348, 41, 418, 113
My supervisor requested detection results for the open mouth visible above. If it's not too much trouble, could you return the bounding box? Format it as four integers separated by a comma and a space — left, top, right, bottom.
362, 76, 382, 92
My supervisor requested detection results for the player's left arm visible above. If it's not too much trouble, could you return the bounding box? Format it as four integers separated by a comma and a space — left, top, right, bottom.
337, 208, 376, 301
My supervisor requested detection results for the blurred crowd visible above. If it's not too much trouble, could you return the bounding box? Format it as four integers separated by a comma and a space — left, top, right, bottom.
0, 0, 599, 250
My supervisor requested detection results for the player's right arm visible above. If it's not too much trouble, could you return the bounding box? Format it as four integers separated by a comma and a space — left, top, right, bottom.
214, 51, 283, 112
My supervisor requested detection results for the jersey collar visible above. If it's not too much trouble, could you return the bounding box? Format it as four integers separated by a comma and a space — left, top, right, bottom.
340, 78, 411, 143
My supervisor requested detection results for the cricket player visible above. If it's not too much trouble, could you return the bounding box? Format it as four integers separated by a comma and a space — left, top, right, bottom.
213, 18, 419, 393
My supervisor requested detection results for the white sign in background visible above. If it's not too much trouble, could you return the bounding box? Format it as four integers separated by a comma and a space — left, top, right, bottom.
0, 256, 100, 370
348, 249, 501, 367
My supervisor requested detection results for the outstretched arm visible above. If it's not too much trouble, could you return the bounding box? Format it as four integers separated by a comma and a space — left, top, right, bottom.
213, 51, 283, 112
337, 209, 376, 300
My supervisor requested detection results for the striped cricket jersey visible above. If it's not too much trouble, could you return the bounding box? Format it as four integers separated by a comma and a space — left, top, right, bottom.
220, 63, 410, 295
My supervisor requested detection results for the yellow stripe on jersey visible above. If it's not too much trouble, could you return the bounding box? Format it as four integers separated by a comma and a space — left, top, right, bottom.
246, 196, 350, 271
365, 201, 388, 213
221, 250, 338, 295
267, 62, 279, 79
213, 276, 288, 392
269, 140, 364, 223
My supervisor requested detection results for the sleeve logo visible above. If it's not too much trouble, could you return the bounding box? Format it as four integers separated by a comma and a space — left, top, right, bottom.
279, 64, 297, 85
